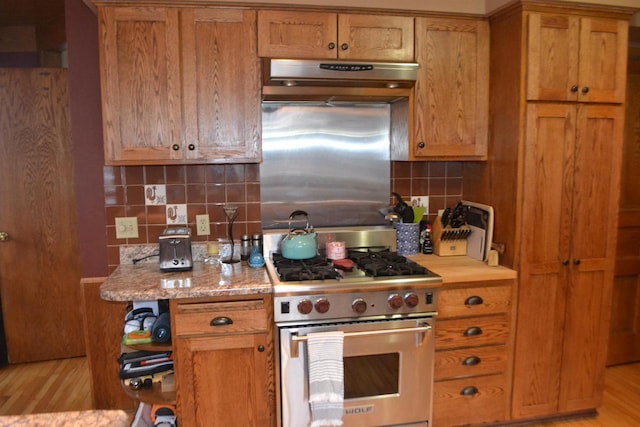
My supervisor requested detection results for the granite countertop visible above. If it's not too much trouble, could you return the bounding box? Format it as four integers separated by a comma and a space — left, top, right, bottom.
0, 410, 129, 427
100, 261, 271, 301
100, 254, 516, 302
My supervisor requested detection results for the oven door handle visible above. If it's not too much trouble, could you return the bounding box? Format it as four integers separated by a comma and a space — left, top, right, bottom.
289, 324, 432, 358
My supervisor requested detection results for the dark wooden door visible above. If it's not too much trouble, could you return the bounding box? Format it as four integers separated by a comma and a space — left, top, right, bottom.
0, 68, 84, 363
608, 72, 640, 366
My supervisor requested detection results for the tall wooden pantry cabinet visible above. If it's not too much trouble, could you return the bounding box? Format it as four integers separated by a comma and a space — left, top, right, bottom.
463, 1, 633, 423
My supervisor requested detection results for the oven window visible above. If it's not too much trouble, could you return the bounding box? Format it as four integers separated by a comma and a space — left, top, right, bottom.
343, 353, 399, 399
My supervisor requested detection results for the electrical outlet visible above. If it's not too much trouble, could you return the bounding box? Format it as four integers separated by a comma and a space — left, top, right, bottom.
196, 214, 211, 236
411, 196, 429, 214
115, 217, 139, 239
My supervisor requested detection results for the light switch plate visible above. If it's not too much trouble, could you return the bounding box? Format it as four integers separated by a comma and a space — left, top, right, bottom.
196, 214, 210, 236
115, 217, 139, 239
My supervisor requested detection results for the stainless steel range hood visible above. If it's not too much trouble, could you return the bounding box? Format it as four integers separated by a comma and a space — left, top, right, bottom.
262, 59, 418, 101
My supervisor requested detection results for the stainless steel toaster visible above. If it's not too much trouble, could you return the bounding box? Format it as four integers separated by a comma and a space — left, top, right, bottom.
159, 227, 193, 272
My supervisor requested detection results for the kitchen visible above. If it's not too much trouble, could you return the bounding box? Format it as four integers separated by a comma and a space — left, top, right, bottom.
0, 0, 640, 426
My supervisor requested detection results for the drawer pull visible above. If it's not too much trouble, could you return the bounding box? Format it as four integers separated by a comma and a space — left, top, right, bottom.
461, 386, 479, 396
210, 316, 233, 326
464, 326, 483, 337
465, 295, 484, 305
463, 356, 481, 366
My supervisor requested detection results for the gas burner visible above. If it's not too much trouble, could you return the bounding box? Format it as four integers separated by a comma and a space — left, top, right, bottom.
271, 254, 340, 282
362, 261, 429, 277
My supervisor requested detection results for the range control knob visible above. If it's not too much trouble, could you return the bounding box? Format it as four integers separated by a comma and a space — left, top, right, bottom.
352, 298, 367, 314
388, 293, 403, 309
315, 298, 330, 314
297, 299, 313, 315
404, 292, 419, 308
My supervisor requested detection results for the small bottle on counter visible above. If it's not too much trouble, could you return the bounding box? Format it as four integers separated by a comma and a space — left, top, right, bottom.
422, 223, 433, 254
252, 233, 263, 255
240, 235, 251, 261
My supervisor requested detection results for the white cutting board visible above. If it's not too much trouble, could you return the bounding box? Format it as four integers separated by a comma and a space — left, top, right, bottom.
462, 200, 494, 262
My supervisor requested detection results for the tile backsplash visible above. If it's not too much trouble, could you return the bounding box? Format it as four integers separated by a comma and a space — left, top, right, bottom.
104, 161, 462, 271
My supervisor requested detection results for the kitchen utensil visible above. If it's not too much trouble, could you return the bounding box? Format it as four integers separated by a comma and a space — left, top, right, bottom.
281, 210, 317, 260
441, 207, 451, 227
392, 192, 414, 223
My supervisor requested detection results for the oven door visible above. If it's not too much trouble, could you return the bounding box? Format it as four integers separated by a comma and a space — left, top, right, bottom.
278, 317, 435, 427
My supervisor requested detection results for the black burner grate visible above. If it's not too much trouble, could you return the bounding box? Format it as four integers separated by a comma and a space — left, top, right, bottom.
349, 249, 428, 277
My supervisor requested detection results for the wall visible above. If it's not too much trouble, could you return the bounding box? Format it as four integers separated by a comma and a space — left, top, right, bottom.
104, 162, 463, 271
66, 0, 109, 277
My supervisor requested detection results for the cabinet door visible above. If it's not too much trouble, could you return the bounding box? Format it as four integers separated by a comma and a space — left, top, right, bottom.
338, 14, 414, 61
413, 18, 489, 160
527, 13, 628, 103
558, 105, 623, 412
257, 10, 337, 59
526, 13, 580, 101
577, 18, 628, 103
99, 7, 183, 164
181, 9, 261, 163
175, 333, 271, 427
512, 104, 576, 419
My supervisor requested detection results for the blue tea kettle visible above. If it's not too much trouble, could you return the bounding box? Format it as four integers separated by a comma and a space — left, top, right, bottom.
280, 210, 317, 260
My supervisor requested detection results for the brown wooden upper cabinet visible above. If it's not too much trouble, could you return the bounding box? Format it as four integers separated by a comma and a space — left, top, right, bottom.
257, 10, 414, 62
409, 17, 489, 160
99, 7, 261, 165
526, 13, 628, 103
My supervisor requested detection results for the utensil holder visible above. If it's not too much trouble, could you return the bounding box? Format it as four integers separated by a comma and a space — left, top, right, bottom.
395, 223, 420, 256
432, 217, 469, 256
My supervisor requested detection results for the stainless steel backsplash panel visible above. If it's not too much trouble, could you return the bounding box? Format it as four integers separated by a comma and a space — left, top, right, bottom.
260, 103, 391, 229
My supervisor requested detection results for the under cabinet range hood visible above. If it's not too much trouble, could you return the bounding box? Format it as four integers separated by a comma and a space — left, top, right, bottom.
262, 59, 418, 101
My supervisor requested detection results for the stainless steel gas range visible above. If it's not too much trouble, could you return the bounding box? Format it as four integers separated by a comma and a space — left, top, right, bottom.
263, 226, 442, 427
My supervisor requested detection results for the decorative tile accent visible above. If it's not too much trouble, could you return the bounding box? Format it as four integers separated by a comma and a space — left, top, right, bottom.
145, 184, 166, 205
166, 204, 188, 225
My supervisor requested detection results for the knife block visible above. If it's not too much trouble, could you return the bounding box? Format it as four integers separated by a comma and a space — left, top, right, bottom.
432, 218, 469, 256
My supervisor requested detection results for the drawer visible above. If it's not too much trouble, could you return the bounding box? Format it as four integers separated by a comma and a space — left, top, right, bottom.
435, 315, 510, 350
434, 344, 508, 381
438, 284, 512, 319
433, 374, 508, 426
174, 299, 267, 336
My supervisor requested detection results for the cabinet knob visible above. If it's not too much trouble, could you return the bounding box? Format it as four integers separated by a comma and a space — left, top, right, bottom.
257, 345, 265, 352
341, 43, 349, 51
463, 356, 481, 366
573, 259, 581, 265
463, 326, 483, 337
460, 386, 479, 396
581, 86, 589, 94
570, 85, 579, 92
328, 42, 336, 50
464, 295, 484, 306
562, 259, 570, 266
417, 141, 425, 149
210, 316, 233, 326
172, 144, 180, 151
188, 144, 195, 151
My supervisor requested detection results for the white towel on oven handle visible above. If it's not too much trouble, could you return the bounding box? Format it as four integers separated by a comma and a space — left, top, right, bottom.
307, 330, 344, 427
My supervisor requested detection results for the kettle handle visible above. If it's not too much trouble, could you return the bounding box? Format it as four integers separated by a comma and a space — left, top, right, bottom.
288, 210, 310, 236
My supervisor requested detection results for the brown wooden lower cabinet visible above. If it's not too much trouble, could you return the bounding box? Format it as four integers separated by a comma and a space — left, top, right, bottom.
433, 374, 508, 426
171, 295, 275, 427
432, 280, 515, 426
80, 277, 136, 411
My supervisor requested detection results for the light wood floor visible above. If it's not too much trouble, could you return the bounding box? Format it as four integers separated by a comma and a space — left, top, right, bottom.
0, 357, 638, 425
